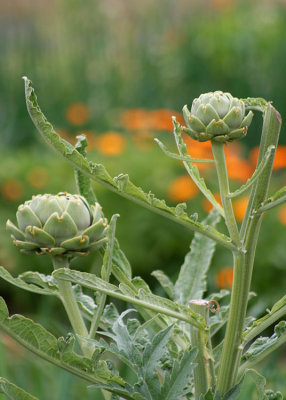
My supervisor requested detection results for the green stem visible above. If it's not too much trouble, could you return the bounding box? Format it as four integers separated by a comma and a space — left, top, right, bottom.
52, 256, 92, 357
189, 300, 209, 399
211, 141, 240, 246
237, 333, 286, 380
243, 304, 286, 345
217, 104, 282, 395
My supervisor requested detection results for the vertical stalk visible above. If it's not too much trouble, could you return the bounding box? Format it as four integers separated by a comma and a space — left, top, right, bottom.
211, 142, 240, 246
216, 104, 282, 395
52, 256, 92, 357
189, 300, 209, 400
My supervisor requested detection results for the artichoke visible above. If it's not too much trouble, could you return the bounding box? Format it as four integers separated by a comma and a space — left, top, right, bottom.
182, 91, 253, 142
7, 193, 108, 258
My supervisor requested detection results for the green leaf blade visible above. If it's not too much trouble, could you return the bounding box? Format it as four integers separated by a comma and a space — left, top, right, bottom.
174, 210, 220, 304
0, 377, 38, 400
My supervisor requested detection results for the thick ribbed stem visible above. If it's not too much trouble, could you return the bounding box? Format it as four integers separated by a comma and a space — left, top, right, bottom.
211, 141, 240, 247
189, 300, 209, 400
217, 104, 282, 395
52, 256, 92, 357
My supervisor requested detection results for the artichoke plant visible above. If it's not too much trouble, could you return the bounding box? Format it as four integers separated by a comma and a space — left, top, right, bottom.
183, 91, 253, 142
6, 193, 108, 258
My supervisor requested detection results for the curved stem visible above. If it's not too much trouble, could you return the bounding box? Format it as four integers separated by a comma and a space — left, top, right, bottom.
52, 256, 92, 357
211, 142, 240, 247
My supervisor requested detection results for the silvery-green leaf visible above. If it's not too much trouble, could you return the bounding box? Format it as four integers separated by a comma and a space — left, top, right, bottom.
0, 267, 58, 296
160, 348, 197, 400
151, 270, 175, 299
174, 210, 220, 304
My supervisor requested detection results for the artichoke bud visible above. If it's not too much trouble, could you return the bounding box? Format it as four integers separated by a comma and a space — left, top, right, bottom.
7, 193, 108, 258
183, 91, 253, 143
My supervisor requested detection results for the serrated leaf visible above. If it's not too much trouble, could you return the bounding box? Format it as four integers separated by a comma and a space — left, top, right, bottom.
0, 297, 118, 386
112, 238, 132, 279
89, 383, 139, 400
241, 321, 286, 364
174, 210, 220, 304
112, 311, 143, 367
161, 348, 197, 400
0, 377, 38, 400
0, 267, 58, 296
142, 325, 174, 398
243, 295, 286, 344
74, 134, 98, 205
227, 146, 275, 199
53, 268, 205, 329
257, 186, 286, 213
24, 77, 235, 251
151, 270, 175, 299
241, 97, 268, 112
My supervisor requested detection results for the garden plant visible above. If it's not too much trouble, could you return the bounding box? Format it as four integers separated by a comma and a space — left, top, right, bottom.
0, 78, 285, 399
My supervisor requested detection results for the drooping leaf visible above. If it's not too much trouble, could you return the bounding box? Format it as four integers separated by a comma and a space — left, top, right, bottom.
174, 210, 220, 304
257, 186, 286, 213
0, 267, 58, 296
227, 146, 275, 199
74, 134, 98, 205
160, 348, 197, 400
239, 321, 286, 379
23, 77, 235, 251
53, 268, 205, 329
243, 295, 286, 344
0, 377, 38, 400
151, 270, 175, 299
0, 297, 122, 387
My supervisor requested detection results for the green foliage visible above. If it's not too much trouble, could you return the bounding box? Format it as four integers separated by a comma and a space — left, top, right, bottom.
23, 77, 236, 252
0, 376, 38, 400
1, 74, 286, 399
174, 211, 220, 304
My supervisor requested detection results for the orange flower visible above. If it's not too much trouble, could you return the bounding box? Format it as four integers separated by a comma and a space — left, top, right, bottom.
233, 196, 249, 222
120, 108, 184, 132
278, 205, 286, 225
95, 132, 127, 156
168, 175, 199, 202
202, 193, 222, 213
250, 145, 286, 171
27, 167, 49, 189
66, 103, 89, 125
216, 267, 233, 289
1, 179, 23, 201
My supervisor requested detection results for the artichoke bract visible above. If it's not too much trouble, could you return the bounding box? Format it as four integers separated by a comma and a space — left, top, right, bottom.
183, 91, 253, 143
7, 193, 108, 258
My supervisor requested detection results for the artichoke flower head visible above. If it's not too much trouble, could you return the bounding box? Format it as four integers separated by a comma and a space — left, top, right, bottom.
7, 193, 108, 258
183, 91, 253, 143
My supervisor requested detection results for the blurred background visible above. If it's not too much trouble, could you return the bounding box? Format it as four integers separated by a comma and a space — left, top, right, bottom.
0, 0, 286, 398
